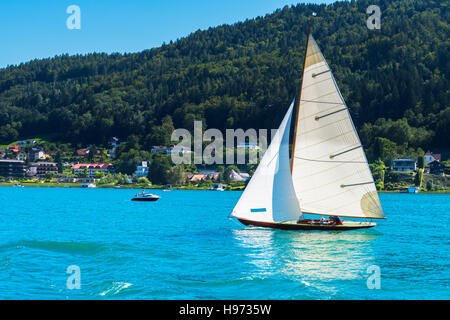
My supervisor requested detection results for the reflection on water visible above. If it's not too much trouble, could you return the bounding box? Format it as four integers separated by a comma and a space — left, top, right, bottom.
232, 228, 381, 291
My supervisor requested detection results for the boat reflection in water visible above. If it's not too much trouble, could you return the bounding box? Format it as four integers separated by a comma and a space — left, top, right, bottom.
232, 228, 380, 296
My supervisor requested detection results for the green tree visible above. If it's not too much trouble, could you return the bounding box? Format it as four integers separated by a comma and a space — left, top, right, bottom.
45, 171, 57, 179
368, 137, 398, 166
370, 159, 386, 190
55, 151, 63, 174
414, 168, 423, 187
94, 171, 105, 179
77, 168, 89, 178
167, 165, 186, 185
417, 154, 425, 169
223, 165, 240, 183
149, 154, 171, 185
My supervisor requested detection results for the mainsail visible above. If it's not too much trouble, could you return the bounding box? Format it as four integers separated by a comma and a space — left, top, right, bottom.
231, 101, 302, 223
291, 34, 384, 219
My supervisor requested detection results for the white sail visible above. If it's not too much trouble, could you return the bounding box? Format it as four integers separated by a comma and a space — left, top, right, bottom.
291, 34, 384, 219
231, 101, 302, 223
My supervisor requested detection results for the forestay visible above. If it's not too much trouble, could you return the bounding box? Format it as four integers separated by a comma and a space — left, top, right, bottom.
291, 35, 384, 219
231, 101, 302, 223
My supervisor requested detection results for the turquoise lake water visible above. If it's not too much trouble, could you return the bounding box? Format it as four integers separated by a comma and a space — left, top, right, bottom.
0, 187, 448, 299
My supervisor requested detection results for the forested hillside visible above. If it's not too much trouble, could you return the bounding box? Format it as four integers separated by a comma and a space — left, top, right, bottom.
0, 0, 448, 162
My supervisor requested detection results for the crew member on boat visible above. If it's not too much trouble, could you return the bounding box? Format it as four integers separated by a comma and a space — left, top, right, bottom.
329, 216, 343, 225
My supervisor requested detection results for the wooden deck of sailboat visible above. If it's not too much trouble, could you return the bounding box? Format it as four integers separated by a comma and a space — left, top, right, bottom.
237, 218, 376, 231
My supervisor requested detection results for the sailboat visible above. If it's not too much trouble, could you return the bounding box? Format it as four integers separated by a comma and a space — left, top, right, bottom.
230, 29, 385, 230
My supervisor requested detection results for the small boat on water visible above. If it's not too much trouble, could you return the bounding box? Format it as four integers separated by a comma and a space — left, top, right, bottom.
81, 183, 96, 188
230, 26, 385, 231
131, 191, 160, 202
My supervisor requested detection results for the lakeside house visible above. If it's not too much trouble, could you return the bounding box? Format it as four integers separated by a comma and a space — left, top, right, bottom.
0, 159, 26, 177
213, 183, 227, 190
151, 146, 173, 154
151, 146, 170, 154
71, 163, 114, 178
136, 161, 149, 177
29, 162, 58, 177
18, 140, 37, 146
424, 151, 441, 165
151, 145, 192, 154
198, 170, 219, 181
16, 151, 27, 161
27, 148, 46, 161
237, 142, 260, 150
392, 159, 417, 172
75, 148, 90, 157
172, 145, 192, 154
407, 186, 419, 193
239, 172, 250, 181
188, 174, 208, 182
229, 169, 245, 181
8, 145, 20, 154
187, 172, 220, 182
429, 160, 444, 176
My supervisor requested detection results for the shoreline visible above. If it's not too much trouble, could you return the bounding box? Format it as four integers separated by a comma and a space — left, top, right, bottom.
0, 183, 448, 193
0, 182, 244, 191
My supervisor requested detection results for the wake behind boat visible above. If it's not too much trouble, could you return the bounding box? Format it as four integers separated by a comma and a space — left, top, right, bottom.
230, 26, 385, 231
131, 190, 160, 202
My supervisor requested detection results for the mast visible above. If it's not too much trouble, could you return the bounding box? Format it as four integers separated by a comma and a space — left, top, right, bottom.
291, 24, 311, 173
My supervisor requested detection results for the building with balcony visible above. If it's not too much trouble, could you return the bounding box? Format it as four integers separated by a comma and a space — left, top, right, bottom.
0, 159, 26, 177
72, 163, 114, 178
29, 162, 58, 177
392, 159, 417, 172
136, 161, 149, 177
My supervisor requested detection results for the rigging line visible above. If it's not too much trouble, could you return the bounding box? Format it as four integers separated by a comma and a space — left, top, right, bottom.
305, 63, 326, 73
302, 76, 331, 90
315, 108, 347, 120
330, 145, 362, 159
302, 103, 345, 120
340, 182, 373, 188
295, 156, 363, 179
300, 118, 348, 135
302, 90, 335, 102
299, 129, 354, 150
312, 69, 332, 77
298, 187, 358, 206
296, 169, 367, 192
294, 156, 366, 164
301, 99, 344, 105
266, 151, 279, 167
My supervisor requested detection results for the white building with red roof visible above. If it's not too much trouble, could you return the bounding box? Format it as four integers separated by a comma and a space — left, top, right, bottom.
72, 163, 114, 178
424, 151, 441, 165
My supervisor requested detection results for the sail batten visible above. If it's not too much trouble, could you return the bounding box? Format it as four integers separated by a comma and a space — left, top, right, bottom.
291, 34, 384, 219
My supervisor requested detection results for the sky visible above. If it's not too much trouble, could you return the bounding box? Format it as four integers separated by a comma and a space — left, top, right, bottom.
0, 0, 338, 68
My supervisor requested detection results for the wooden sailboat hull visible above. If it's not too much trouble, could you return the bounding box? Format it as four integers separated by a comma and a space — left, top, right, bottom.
237, 218, 376, 231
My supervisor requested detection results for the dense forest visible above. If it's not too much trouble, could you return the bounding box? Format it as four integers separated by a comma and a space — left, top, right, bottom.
0, 0, 449, 164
